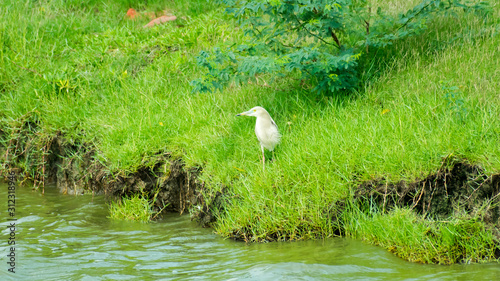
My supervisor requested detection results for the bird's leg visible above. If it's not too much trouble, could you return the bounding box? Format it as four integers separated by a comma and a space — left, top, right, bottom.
261, 145, 265, 172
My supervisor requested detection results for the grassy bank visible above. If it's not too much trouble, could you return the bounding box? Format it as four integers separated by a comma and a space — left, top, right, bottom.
1, 0, 499, 263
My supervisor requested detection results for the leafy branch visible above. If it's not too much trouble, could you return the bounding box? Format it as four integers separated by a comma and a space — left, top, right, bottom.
192, 0, 491, 95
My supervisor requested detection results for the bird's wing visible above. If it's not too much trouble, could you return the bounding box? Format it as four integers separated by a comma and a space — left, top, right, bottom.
270, 117, 278, 129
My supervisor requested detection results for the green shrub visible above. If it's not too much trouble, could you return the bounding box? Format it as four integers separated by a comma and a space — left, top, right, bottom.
192, 0, 490, 95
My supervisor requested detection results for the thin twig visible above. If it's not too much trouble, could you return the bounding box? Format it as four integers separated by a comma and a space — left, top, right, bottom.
365, 6, 371, 53
395, 1, 433, 33
329, 27, 341, 48
293, 16, 338, 48
465, 179, 487, 201
382, 182, 388, 212
411, 181, 426, 210
426, 180, 438, 213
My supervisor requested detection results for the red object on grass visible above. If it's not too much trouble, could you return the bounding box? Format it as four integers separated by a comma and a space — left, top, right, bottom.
144, 15, 177, 28
126, 8, 137, 19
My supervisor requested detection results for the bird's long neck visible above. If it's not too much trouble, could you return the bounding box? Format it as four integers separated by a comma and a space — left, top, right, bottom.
255, 113, 271, 126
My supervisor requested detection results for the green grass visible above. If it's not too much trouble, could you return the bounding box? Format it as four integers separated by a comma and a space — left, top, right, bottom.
343, 206, 499, 264
108, 193, 155, 222
1, 0, 499, 263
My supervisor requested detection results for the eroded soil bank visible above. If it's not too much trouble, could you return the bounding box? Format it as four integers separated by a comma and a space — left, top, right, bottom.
1, 129, 499, 256
0, 125, 215, 221
355, 159, 500, 236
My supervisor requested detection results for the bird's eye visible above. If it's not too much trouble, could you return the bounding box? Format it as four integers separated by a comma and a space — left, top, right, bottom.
253, 110, 256, 112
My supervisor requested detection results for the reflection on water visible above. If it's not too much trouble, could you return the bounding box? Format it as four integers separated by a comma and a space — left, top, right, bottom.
1, 183, 499, 280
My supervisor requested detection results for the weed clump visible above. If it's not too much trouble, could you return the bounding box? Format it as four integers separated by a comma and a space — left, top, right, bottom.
344, 157, 500, 264
108, 193, 155, 223
344, 207, 499, 264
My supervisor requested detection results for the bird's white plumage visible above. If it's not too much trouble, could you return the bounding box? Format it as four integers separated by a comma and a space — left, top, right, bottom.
238, 106, 280, 151
237, 106, 281, 170
254, 111, 280, 151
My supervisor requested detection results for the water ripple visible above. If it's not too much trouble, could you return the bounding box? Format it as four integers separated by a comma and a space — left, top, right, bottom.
1, 185, 499, 280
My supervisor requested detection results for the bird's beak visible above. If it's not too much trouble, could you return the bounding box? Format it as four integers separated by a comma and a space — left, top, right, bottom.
236, 111, 247, 116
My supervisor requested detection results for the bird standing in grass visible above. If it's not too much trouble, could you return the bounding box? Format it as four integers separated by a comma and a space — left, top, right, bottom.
237, 106, 281, 171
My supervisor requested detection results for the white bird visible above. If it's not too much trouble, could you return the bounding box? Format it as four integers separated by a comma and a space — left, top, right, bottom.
237, 106, 281, 171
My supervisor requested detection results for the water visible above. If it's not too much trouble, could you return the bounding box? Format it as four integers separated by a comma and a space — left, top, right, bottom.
1, 182, 499, 280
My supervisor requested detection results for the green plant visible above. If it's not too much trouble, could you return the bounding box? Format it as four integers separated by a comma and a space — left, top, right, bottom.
192, 0, 490, 95
343, 205, 499, 264
108, 193, 155, 222
440, 80, 468, 122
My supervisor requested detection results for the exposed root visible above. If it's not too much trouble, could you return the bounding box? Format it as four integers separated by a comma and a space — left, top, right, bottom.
354, 158, 500, 233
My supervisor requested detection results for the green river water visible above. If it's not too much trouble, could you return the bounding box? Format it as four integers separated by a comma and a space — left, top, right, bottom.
1, 182, 499, 280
